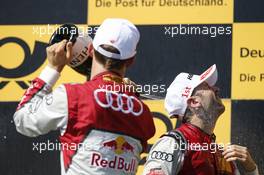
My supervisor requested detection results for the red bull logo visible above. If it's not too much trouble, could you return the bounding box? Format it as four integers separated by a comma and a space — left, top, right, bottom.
91, 153, 136, 173
102, 136, 134, 155
90, 136, 137, 173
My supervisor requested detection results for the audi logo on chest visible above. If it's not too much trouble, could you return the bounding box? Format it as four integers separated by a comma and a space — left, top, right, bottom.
94, 89, 143, 116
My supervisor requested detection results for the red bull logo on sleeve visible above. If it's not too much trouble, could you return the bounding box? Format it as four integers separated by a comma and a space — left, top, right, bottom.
90, 136, 137, 173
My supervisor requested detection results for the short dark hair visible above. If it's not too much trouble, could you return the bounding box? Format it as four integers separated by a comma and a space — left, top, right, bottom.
94, 45, 125, 70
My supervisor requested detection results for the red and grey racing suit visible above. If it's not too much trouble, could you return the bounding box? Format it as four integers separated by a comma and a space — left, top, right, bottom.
143, 123, 259, 175
13, 66, 156, 175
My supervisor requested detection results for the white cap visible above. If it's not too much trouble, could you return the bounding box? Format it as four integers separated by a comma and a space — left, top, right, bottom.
93, 18, 140, 60
165, 64, 218, 117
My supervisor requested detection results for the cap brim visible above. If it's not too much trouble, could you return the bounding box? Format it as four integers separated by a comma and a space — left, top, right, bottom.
199, 64, 218, 86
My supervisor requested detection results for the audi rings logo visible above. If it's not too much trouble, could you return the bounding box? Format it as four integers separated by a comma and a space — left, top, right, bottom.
150, 151, 174, 162
94, 89, 143, 116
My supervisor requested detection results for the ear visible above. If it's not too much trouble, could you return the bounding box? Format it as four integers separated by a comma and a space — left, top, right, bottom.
88, 43, 94, 57
187, 96, 202, 108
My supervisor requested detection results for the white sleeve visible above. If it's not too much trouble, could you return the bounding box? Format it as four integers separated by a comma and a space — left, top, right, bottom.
13, 66, 68, 137
142, 136, 184, 175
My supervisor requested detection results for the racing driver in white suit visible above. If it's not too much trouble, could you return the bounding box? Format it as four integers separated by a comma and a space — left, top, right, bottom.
13, 18, 155, 175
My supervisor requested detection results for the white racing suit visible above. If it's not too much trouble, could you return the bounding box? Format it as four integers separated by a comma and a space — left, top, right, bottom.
14, 66, 156, 175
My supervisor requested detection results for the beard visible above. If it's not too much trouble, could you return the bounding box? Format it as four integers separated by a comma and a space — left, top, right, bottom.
194, 98, 225, 128
194, 107, 216, 128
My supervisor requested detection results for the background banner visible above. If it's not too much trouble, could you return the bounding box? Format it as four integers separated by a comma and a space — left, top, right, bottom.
0, 0, 263, 174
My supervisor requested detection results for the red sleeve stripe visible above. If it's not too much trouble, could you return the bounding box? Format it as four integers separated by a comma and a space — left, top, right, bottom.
16, 78, 46, 110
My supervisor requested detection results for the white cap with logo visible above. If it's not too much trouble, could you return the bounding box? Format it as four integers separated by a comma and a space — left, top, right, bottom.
165, 64, 218, 117
93, 18, 140, 60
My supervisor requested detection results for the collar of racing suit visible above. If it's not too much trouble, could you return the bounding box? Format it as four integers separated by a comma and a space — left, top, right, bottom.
92, 71, 123, 81
182, 123, 216, 142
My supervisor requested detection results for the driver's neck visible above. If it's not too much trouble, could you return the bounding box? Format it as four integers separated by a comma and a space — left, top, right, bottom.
190, 116, 216, 135
90, 59, 126, 80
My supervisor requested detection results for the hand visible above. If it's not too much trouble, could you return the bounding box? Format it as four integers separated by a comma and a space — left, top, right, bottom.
46, 40, 73, 72
222, 144, 257, 172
